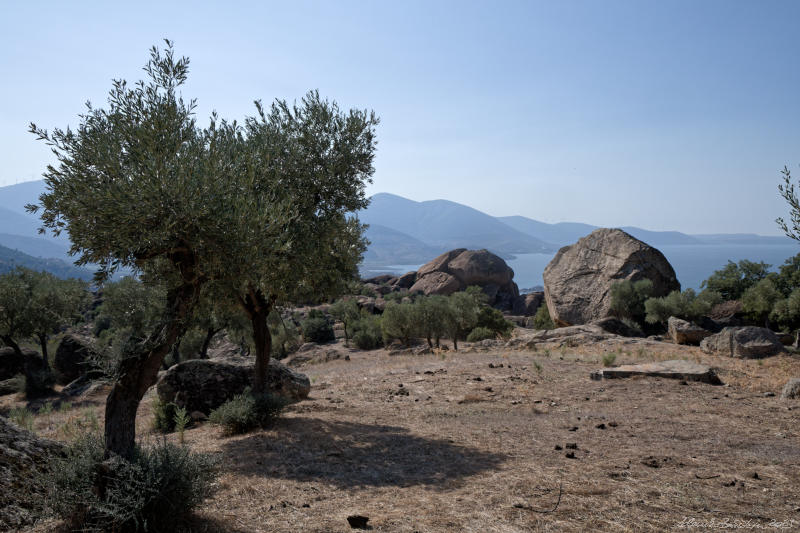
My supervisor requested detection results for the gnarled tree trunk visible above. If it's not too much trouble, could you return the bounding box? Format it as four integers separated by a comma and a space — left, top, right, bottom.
104, 277, 200, 459
240, 287, 275, 394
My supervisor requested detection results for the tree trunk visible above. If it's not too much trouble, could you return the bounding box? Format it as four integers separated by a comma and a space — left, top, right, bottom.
37, 333, 50, 371
199, 327, 221, 359
239, 288, 275, 394
103, 279, 199, 459
1, 335, 24, 359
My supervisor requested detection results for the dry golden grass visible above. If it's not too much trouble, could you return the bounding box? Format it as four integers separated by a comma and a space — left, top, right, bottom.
4, 337, 800, 532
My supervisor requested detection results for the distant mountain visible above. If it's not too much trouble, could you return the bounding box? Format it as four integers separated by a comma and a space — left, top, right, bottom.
359, 193, 556, 256
694, 234, 796, 245
0, 233, 71, 260
362, 224, 444, 266
0, 243, 93, 280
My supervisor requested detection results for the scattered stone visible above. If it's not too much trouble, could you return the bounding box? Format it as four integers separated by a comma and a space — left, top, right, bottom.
596, 423, 606, 429
763, 392, 776, 398
542, 228, 680, 326
700, 327, 784, 359
667, 317, 712, 345
568, 426, 578, 432
590, 359, 722, 385
566, 442, 578, 449
565, 451, 576, 459
554, 444, 563, 450
347, 515, 370, 529
781, 378, 800, 399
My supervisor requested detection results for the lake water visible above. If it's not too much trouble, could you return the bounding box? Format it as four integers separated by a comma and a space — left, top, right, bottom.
365, 244, 800, 291
508, 244, 800, 291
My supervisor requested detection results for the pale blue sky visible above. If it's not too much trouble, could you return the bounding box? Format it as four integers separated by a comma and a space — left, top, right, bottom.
1, 0, 798, 234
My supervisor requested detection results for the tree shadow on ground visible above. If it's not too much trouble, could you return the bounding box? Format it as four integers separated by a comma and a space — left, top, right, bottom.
220, 417, 507, 489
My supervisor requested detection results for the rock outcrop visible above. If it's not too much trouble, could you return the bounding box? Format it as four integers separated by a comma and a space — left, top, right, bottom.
0, 347, 33, 381
512, 292, 544, 316
54, 334, 95, 384
157, 347, 310, 414
700, 327, 784, 358
1, 415, 64, 530
408, 249, 520, 309
542, 229, 680, 326
590, 360, 722, 385
667, 317, 713, 345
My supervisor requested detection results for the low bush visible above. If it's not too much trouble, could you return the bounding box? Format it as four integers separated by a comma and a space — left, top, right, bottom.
352, 314, 383, 350
475, 307, 514, 338
602, 352, 617, 367
531, 305, 555, 330
43, 436, 218, 532
209, 389, 288, 436
9, 406, 34, 432
466, 326, 496, 342
301, 317, 335, 344
151, 398, 178, 434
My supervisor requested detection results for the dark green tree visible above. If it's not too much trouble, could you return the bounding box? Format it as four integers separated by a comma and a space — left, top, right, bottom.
701, 260, 771, 301
329, 298, 360, 346
28, 42, 377, 458
609, 279, 654, 325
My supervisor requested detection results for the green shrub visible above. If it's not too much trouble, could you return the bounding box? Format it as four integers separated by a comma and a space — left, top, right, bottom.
209, 389, 288, 436
43, 435, 217, 532
301, 317, 335, 344
532, 305, 555, 330
466, 326, 496, 342
351, 314, 383, 350
174, 406, 190, 445
602, 352, 617, 367
609, 279, 654, 324
475, 307, 514, 338
644, 288, 722, 325
151, 398, 177, 434
381, 301, 416, 345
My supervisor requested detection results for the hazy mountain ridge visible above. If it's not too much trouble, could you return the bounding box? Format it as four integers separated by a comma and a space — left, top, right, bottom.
0, 181, 795, 278
0, 243, 92, 280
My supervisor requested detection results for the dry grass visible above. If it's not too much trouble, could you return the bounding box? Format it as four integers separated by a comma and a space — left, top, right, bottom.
4, 337, 800, 532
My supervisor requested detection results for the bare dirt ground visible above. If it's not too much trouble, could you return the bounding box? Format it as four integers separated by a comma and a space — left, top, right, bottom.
6, 335, 800, 532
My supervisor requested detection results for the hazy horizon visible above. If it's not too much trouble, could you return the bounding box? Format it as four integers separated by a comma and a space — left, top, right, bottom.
2, 1, 799, 236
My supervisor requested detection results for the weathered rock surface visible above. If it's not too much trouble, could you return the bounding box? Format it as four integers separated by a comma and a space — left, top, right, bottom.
409, 248, 520, 309
668, 317, 712, 345
395, 271, 417, 289
781, 378, 800, 399
512, 291, 544, 316
157, 350, 310, 414
505, 324, 616, 349
542, 229, 680, 326
1, 415, 64, 530
54, 334, 95, 384
700, 327, 784, 359
590, 360, 722, 385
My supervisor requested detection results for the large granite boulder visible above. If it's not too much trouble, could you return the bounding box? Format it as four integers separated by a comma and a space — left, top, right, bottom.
700, 327, 784, 358
668, 317, 713, 345
54, 334, 96, 384
1, 415, 64, 530
156, 351, 310, 415
542, 229, 680, 326
409, 249, 519, 309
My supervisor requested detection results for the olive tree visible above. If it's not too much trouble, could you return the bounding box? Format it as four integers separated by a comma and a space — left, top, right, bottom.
28, 42, 377, 458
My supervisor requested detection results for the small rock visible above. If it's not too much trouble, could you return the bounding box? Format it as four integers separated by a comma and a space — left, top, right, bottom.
763, 392, 775, 398
568, 426, 578, 432
596, 423, 606, 429
345, 355, 351, 361
751, 472, 760, 480
347, 515, 370, 529
608, 422, 618, 427
781, 378, 800, 399
565, 451, 576, 459
566, 443, 578, 449
554, 444, 563, 450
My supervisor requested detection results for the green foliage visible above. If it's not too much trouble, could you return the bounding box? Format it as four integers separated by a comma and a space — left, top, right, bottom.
43, 436, 217, 532
644, 289, 722, 325
602, 352, 617, 367
381, 301, 416, 346
351, 313, 383, 350
701, 259, 771, 301
411, 295, 448, 348
9, 407, 34, 432
173, 406, 190, 445
475, 306, 514, 338
741, 277, 782, 325
151, 398, 178, 434
466, 326, 495, 342
301, 316, 335, 344
269, 311, 301, 358
445, 291, 480, 351
609, 279, 654, 324
464, 285, 490, 306
532, 305, 555, 330
208, 390, 288, 436
329, 299, 360, 345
